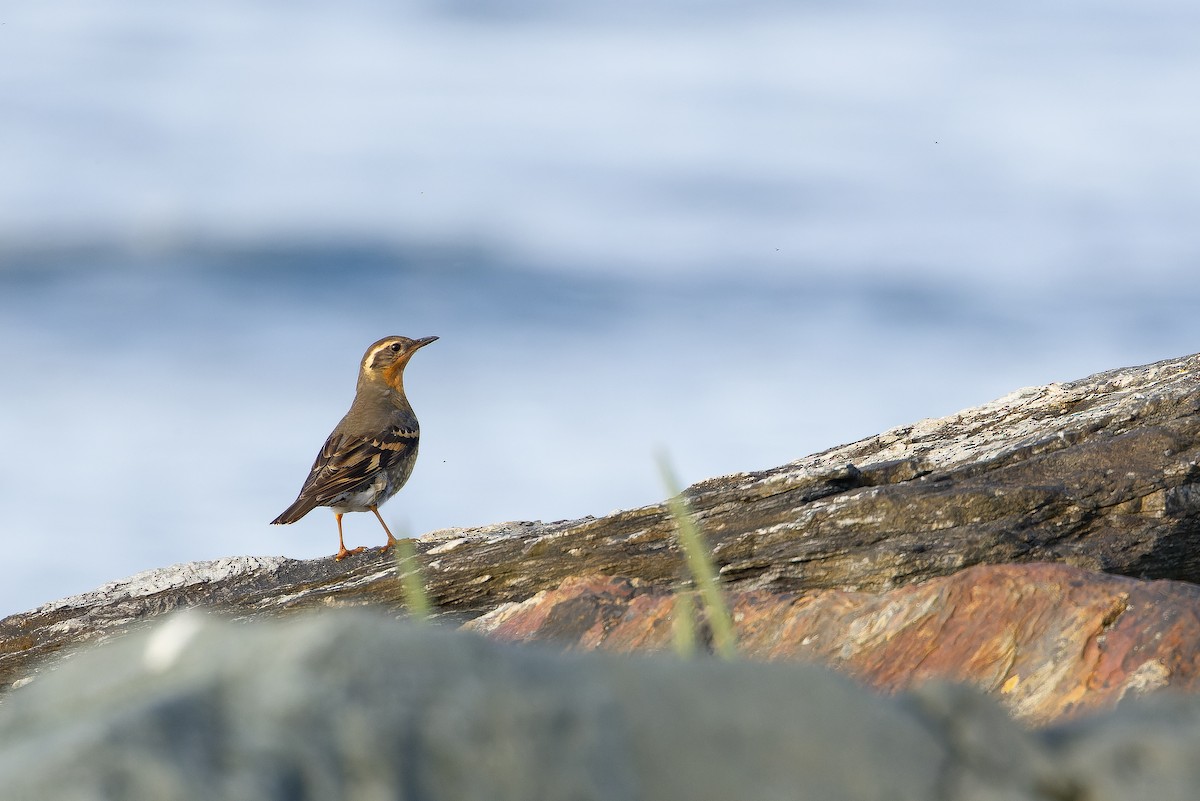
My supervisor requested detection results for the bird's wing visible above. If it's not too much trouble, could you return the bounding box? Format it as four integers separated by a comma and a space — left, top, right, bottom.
294, 426, 419, 506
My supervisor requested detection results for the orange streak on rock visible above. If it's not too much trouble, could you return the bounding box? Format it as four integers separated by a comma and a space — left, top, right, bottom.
466, 563, 1200, 725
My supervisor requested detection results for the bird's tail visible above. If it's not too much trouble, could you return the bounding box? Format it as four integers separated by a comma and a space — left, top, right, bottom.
271, 496, 319, 525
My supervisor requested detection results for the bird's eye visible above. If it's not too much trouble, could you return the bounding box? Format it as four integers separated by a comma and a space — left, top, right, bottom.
390, 342, 402, 352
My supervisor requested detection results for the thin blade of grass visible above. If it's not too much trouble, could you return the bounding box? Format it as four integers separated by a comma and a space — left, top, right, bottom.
393, 535, 432, 621
657, 454, 737, 659
672, 591, 698, 658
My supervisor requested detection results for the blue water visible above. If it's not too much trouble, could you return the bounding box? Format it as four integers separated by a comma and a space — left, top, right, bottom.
2, 1, 1200, 615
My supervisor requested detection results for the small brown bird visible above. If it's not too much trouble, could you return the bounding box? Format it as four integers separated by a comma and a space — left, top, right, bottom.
272, 335, 438, 560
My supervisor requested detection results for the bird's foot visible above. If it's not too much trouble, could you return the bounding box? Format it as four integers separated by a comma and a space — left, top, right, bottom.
335, 545, 367, 561
378, 534, 400, 554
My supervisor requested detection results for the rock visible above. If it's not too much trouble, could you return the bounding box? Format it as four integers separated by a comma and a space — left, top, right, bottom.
1047, 693, 1200, 800
0, 611, 1052, 801
5, 350, 1200, 711
5, 351, 1200, 798
466, 563, 1200, 726
12, 611, 1200, 801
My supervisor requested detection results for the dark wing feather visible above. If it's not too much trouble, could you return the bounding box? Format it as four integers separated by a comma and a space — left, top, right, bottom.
299, 427, 419, 505
272, 426, 418, 523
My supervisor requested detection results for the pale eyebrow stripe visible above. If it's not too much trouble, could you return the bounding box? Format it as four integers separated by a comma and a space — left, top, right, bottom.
362, 341, 397, 369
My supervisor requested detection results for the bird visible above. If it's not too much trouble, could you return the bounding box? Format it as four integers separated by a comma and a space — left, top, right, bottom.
272, 335, 438, 560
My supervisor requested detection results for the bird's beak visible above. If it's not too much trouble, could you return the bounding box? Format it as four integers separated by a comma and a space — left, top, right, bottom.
413, 336, 439, 350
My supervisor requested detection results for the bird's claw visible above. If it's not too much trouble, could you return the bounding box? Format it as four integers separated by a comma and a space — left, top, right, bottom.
335, 545, 367, 561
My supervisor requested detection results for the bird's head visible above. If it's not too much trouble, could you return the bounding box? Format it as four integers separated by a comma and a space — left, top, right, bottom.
359, 335, 438, 390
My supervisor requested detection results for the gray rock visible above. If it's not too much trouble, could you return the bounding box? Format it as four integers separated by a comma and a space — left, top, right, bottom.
0, 611, 1034, 801
10, 607, 1200, 800
1044, 693, 1200, 801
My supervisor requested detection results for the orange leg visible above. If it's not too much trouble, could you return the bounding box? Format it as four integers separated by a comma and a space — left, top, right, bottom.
370, 505, 400, 552
334, 512, 366, 561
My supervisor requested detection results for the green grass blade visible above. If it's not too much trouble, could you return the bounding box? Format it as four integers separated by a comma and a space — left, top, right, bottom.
657, 455, 737, 659
393, 535, 432, 621
672, 591, 698, 658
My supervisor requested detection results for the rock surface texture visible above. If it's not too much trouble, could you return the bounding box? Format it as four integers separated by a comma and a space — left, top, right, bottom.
3, 352, 1200, 787
0, 613, 1033, 801
2, 610, 1200, 801
466, 564, 1200, 726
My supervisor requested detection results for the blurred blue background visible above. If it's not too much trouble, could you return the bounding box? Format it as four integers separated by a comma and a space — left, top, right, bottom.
2, 0, 1199, 615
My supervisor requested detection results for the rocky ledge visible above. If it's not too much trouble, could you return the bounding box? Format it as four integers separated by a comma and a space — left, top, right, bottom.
4, 352, 1200, 797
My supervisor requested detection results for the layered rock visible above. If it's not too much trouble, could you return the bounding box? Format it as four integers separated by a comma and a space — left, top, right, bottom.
3, 351, 1200, 732
467, 564, 1200, 725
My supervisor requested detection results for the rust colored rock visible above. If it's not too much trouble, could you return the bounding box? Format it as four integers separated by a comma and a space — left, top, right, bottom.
467, 564, 1200, 726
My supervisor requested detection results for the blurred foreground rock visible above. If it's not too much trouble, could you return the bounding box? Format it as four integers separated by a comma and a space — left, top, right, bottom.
5, 611, 1200, 801
4, 350, 1200, 734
